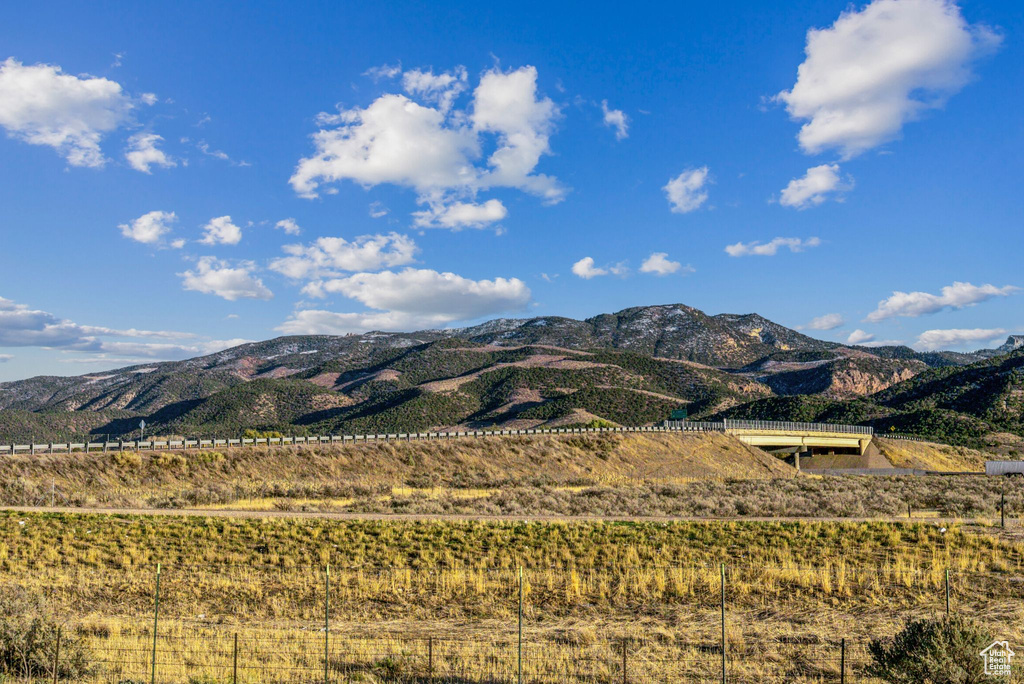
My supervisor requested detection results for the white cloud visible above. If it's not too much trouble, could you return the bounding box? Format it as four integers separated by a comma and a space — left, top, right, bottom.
118, 210, 177, 245
725, 237, 821, 257
776, 0, 1000, 158
914, 327, 1009, 351
640, 252, 692, 276
369, 202, 389, 218
471, 66, 564, 202
664, 167, 710, 213
124, 132, 175, 173
199, 215, 243, 246
169, 238, 186, 249
0, 295, 211, 360
0, 354, 12, 362
290, 65, 565, 223
571, 257, 608, 279
364, 63, 402, 80
0, 57, 134, 167
866, 281, 1018, 322
803, 313, 845, 331
269, 232, 417, 280
779, 163, 851, 209
601, 100, 629, 140
291, 93, 477, 198
275, 218, 301, 235
413, 198, 507, 229
140, 92, 158, 106
278, 267, 531, 334
179, 257, 272, 301
402, 66, 468, 114
846, 329, 876, 345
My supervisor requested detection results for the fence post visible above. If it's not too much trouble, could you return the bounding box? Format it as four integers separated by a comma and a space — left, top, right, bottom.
721, 563, 727, 684
324, 564, 330, 684
428, 636, 433, 682
945, 568, 950, 617
622, 639, 627, 684
840, 637, 845, 684
907, 502, 912, 520
518, 566, 523, 684
1001, 483, 1006, 528
52, 626, 61, 684
151, 563, 161, 684
233, 632, 238, 684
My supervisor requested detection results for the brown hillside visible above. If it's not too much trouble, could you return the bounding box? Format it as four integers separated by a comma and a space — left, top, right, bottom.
0, 432, 794, 509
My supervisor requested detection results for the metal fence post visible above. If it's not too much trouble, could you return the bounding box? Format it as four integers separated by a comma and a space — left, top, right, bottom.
945, 568, 950, 617
622, 639, 627, 684
721, 563, 727, 684
52, 626, 61, 684
1001, 483, 1006, 528
840, 637, 845, 683
428, 636, 433, 682
324, 564, 330, 684
151, 563, 160, 684
233, 632, 238, 684
518, 566, 523, 684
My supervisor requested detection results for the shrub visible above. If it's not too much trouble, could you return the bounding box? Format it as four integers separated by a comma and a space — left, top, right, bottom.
153, 453, 188, 471
0, 587, 90, 678
867, 615, 991, 683
110, 451, 142, 468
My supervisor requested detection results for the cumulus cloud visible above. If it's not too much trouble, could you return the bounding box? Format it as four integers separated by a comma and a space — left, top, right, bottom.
0, 295, 215, 360
846, 329, 876, 345
179, 257, 272, 301
0, 58, 135, 167
124, 132, 175, 173
199, 215, 243, 246
289, 65, 564, 225
803, 313, 845, 331
779, 163, 851, 209
269, 232, 418, 280
866, 281, 1018, 322
402, 66, 468, 114
725, 237, 821, 257
914, 327, 1009, 351
664, 167, 710, 213
601, 100, 629, 140
640, 252, 692, 276
412, 198, 507, 229
118, 210, 178, 245
275, 218, 301, 235
571, 257, 607, 279
278, 267, 531, 334
776, 0, 1000, 158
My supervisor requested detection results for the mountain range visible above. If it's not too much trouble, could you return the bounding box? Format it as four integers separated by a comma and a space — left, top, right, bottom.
0, 304, 1020, 449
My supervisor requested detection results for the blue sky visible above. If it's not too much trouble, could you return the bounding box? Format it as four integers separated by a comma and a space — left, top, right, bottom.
0, 0, 1021, 381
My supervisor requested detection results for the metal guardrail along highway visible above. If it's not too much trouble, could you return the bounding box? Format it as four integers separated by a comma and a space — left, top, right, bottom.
0, 419, 894, 455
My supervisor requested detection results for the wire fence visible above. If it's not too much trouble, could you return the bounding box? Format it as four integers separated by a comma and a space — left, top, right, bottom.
4, 561, 1022, 682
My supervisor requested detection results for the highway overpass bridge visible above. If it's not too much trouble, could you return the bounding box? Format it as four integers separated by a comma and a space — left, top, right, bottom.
665, 419, 874, 456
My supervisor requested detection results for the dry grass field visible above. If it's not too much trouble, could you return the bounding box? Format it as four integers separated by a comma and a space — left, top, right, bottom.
2, 511, 1024, 681
1, 433, 1020, 681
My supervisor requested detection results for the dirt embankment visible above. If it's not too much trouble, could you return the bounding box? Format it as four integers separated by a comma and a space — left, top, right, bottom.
0, 432, 795, 508
873, 437, 988, 472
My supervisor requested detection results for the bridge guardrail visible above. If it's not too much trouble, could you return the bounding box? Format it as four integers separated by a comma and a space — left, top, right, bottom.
0, 419, 900, 455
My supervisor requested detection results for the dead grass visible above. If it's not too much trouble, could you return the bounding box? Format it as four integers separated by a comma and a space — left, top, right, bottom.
875, 437, 988, 471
